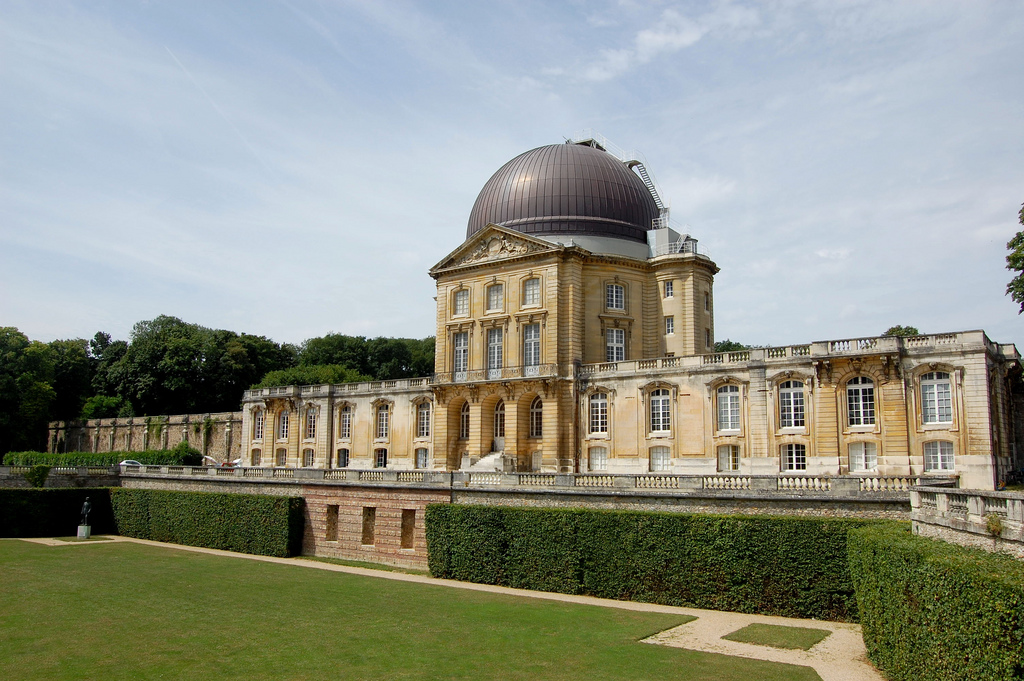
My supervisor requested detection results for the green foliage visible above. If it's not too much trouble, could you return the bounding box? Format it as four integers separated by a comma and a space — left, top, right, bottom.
23, 464, 51, 487
0, 488, 116, 537
426, 505, 876, 621
3, 442, 202, 467
848, 524, 1024, 681
882, 325, 921, 337
1006, 203, 1024, 314
254, 364, 370, 388
0, 327, 57, 455
293, 333, 435, 382
80, 394, 132, 419
109, 489, 304, 557
713, 339, 748, 353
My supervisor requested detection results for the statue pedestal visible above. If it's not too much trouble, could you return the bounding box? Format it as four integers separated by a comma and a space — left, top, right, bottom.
77, 525, 91, 539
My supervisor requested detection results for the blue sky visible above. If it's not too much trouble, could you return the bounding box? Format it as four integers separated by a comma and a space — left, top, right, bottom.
2, 0, 1023, 349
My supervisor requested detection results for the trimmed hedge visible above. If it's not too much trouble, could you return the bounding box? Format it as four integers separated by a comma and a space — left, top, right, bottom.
426, 504, 879, 621
0, 488, 116, 537
110, 488, 304, 557
849, 524, 1024, 681
3, 443, 202, 467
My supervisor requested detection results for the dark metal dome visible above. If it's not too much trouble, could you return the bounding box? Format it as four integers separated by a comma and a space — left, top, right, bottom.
466, 143, 659, 244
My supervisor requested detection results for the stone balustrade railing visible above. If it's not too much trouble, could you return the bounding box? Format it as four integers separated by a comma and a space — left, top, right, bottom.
116, 465, 931, 498
911, 486, 1024, 557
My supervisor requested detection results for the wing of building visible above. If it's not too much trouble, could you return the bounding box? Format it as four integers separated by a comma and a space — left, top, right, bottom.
55, 137, 1023, 491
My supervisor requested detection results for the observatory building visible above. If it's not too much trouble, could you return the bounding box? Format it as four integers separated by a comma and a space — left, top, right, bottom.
229, 135, 1021, 490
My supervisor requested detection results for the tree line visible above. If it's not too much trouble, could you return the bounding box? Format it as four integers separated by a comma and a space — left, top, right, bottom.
0, 316, 434, 455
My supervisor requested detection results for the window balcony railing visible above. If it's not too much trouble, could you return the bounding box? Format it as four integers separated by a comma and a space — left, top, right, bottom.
434, 364, 559, 384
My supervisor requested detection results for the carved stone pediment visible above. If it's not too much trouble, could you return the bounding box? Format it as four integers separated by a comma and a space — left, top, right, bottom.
431, 224, 557, 274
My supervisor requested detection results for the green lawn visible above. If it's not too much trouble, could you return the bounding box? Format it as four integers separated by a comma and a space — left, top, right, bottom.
722, 624, 832, 651
0, 540, 821, 681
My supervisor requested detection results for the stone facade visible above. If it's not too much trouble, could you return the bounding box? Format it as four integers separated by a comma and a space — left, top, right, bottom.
49, 412, 243, 462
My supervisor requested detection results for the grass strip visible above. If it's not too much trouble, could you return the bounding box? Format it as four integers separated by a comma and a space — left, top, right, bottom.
722, 623, 831, 650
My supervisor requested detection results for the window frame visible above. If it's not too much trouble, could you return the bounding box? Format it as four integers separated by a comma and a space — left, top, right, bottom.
453, 288, 470, 317
589, 392, 608, 435
277, 410, 289, 440
336, 448, 349, 468
605, 283, 625, 311
606, 327, 625, 362
487, 327, 503, 372
374, 448, 388, 469
665, 316, 674, 335
523, 323, 541, 367
486, 283, 504, 312
717, 444, 740, 472
493, 400, 505, 439
251, 448, 262, 467
304, 406, 317, 440
849, 441, 878, 472
589, 446, 608, 471
302, 448, 314, 468
415, 447, 429, 469
416, 402, 431, 439
452, 331, 469, 375
649, 388, 671, 434
529, 396, 543, 438
924, 440, 954, 472
716, 385, 741, 432
339, 405, 352, 440
846, 376, 876, 428
781, 443, 807, 471
649, 445, 670, 472
663, 280, 674, 298
921, 371, 953, 425
252, 409, 264, 441
778, 380, 806, 430
522, 278, 541, 307
375, 403, 390, 440
459, 402, 470, 439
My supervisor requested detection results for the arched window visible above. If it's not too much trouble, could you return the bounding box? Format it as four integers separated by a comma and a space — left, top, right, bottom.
649, 389, 671, 433
717, 385, 740, 431
529, 397, 543, 438
277, 411, 289, 440
460, 402, 470, 439
376, 404, 390, 439
304, 407, 317, 440
417, 402, 431, 438
779, 381, 805, 428
493, 400, 505, 438
921, 372, 953, 423
847, 377, 875, 426
252, 409, 264, 441
589, 393, 608, 434
339, 405, 352, 439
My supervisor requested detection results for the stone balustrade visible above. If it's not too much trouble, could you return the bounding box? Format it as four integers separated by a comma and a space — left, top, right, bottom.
116, 464, 928, 498
911, 485, 1024, 558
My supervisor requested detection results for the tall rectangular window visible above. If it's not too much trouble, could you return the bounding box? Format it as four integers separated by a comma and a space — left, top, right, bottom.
374, 448, 388, 468
523, 278, 541, 306
251, 449, 262, 466
589, 446, 608, 471
415, 448, 429, 469
361, 507, 376, 545
717, 444, 740, 472
717, 385, 740, 431
664, 280, 674, 298
459, 402, 470, 439
849, 442, 877, 471
649, 446, 670, 472
665, 316, 674, 335
847, 377, 876, 426
453, 289, 469, 316
417, 402, 431, 438
649, 389, 671, 433
336, 448, 349, 468
924, 441, 954, 471
921, 372, 952, 424
487, 283, 504, 311
304, 408, 317, 440
275, 448, 287, 467
452, 332, 468, 375
302, 448, 314, 467
401, 509, 416, 549
779, 381, 805, 428
589, 393, 608, 434
705, 329, 711, 349
376, 405, 389, 439
606, 328, 625, 362
523, 324, 540, 366
252, 410, 264, 441
487, 328, 503, 372
339, 406, 352, 439
781, 443, 807, 471
277, 411, 289, 440
606, 283, 625, 310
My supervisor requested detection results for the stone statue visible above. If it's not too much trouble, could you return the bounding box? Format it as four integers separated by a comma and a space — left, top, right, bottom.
80, 497, 91, 526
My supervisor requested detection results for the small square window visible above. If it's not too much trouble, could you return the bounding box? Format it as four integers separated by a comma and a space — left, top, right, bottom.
717, 445, 739, 472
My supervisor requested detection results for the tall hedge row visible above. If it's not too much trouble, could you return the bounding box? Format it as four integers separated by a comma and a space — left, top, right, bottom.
426, 504, 877, 621
0, 488, 116, 537
849, 524, 1024, 681
3, 444, 202, 467
110, 488, 304, 557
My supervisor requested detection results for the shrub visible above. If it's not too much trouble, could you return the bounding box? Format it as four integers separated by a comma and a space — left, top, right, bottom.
426, 504, 878, 621
0, 488, 116, 537
110, 488, 304, 557
24, 464, 51, 488
849, 524, 1024, 681
3, 441, 202, 467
